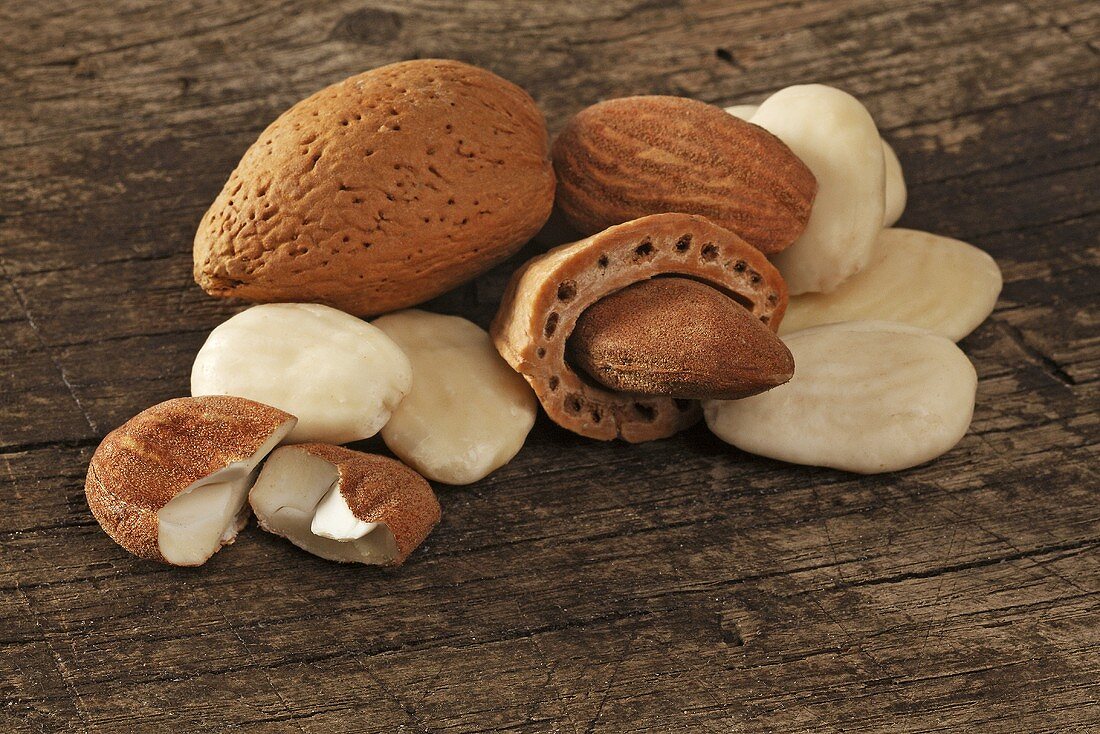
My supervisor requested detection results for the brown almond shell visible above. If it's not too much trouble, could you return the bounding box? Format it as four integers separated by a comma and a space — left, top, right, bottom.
194, 59, 556, 316
552, 95, 816, 255
291, 444, 441, 565
490, 213, 788, 442
85, 396, 295, 563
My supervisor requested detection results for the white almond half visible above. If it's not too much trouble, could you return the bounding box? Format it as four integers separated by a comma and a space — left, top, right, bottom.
374, 310, 537, 485
747, 86, 885, 294
703, 321, 977, 474
191, 303, 412, 444
249, 444, 440, 565
780, 228, 1002, 341
85, 396, 296, 565
725, 102, 906, 228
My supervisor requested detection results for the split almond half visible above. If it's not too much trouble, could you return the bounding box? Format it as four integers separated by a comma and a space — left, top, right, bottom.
779, 228, 1002, 341
85, 396, 296, 566
249, 444, 440, 565
704, 321, 977, 474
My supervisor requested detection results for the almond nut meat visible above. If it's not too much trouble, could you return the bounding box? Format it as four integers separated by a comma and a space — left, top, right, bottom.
249, 444, 441, 565
567, 277, 794, 399
552, 96, 817, 255
85, 396, 296, 566
373, 310, 537, 485
193, 59, 556, 316
491, 213, 788, 442
749, 85, 886, 294
779, 229, 1002, 341
725, 102, 906, 227
191, 303, 412, 444
704, 321, 978, 474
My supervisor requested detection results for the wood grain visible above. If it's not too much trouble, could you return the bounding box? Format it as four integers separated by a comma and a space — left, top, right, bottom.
1, 1, 1097, 732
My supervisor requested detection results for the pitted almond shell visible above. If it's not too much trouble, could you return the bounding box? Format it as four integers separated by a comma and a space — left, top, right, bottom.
194, 59, 555, 316
491, 213, 788, 442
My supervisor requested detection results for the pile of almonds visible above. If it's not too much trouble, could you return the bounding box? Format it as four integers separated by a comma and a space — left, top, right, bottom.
85, 60, 1002, 568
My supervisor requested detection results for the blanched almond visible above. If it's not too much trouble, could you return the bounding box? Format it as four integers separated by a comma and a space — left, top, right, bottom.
725, 102, 907, 227
191, 303, 411, 444
779, 229, 1002, 341
749, 85, 886, 294
704, 321, 977, 474
373, 310, 537, 485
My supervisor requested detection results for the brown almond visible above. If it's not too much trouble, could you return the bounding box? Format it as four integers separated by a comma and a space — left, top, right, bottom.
248, 444, 441, 566
567, 278, 794, 400
85, 396, 297, 565
194, 59, 556, 316
552, 95, 817, 255
491, 213, 789, 443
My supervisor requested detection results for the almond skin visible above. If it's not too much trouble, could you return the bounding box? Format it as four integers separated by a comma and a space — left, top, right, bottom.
567, 278, 794, 400
194, 59, 555, 316
552, 96, 817, 255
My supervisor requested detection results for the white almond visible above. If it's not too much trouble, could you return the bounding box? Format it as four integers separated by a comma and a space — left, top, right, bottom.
373, 310, 537, 484
703, 321, 977, 474
191, 303, 412, 444
725, 102, 906, 227
881, 140, 907, 227
779, 229, 1002, 341
747, 86, 885, 294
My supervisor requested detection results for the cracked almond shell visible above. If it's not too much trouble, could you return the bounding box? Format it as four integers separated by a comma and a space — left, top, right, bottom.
84, 396, 296, 564
194, 59, 556, 316
551, 95, 816, 254
490, 213, 788, 442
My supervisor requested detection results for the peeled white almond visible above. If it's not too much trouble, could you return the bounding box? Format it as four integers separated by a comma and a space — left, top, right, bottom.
373, 310, 537, 484
780, 229, 1002, 341
85, 396, 296, 565
881, 140, 907, 227
750, 85, 885, 294
703, 321, 977, 474
726, 102, 906, 228
191, 303, 412, 444
249, 444, 440, 565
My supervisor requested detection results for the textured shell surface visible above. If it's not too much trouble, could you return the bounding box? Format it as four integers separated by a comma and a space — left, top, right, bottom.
194, 59, 555, 316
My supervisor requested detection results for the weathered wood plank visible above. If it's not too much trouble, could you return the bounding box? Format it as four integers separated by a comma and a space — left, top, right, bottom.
1, 0, 1097, 731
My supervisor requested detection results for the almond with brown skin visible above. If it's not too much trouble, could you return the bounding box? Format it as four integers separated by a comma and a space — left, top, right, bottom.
491, 213, 788, 443
567, 278, 794, 400
85, 396, 297, 566
194, 59, 555, 316
552, 96, 817, 255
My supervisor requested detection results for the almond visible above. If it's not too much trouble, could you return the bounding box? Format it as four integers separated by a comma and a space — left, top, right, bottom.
704, 321, 977, 474
551, 96, 817, 255
750, 85, 885, 294
779, 228, 1002, 341
85, 396, 296, 565
373, 309, 537, 485
249, 444, 440, 565
491, 213, 788, 443
567, 277, 794, 399
194, 59, 555, 316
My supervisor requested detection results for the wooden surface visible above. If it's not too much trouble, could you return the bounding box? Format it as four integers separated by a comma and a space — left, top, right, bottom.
2, 1, 1098, 731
